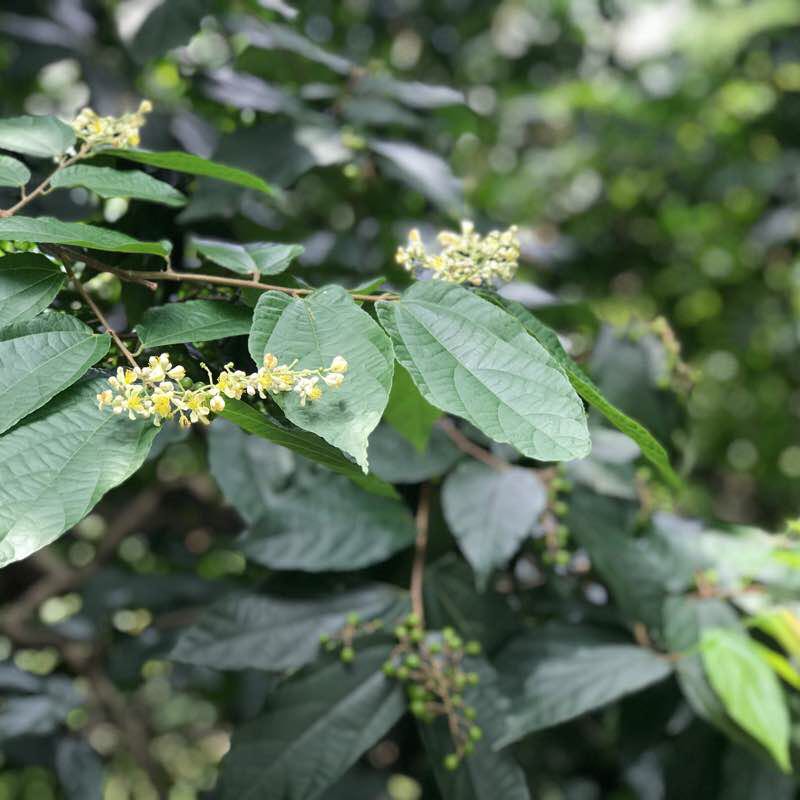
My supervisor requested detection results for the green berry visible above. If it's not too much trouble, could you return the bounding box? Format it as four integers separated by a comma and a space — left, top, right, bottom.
428, 641, 442, 654
468, 672, 479, 685
465, 641, 482, 656
555, 550, 570, 566
408, 684, 427, 700
382, 661, 396, 676
443, 754, 459, 771
405, 653, 421, 669
410, 700, 426, 717
451, 694, 463, 706
340, 646, 355, 663
410, 627, 424, 643
455, 673, 467, 688
346, 612, 360, 626
319, 633, 330, 644
394, 625, 408, 640
469, 726, 483, 741
396, 666, 409, 680
553, 500, 568, 516
406, 612, 421, 627
464, 706, 477, 720
324, 640, 337, 651
463, 741, 475, 755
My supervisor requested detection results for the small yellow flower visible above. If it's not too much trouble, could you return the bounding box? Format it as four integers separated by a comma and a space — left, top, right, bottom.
329, 356, 348, 374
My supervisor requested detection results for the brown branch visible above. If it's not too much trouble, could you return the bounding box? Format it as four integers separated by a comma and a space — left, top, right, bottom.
63, 262, 138, 368
410, 483, 431, 625
42, 244, 158, 290
438, 417, 507, 470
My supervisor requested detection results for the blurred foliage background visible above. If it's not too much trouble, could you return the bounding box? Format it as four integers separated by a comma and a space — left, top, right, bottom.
1, 0, 800, 798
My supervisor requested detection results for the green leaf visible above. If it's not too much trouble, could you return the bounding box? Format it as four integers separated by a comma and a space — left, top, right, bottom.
50, 165, 186, 206
383, 362, 441, 452
501, 300, 680, 488
495, 624, 672, 745
701, 627, 792, 772
720, 744, 797, 800
238, 472, 416, 571
442, 461, 547, 590
0, 155, 30, 187
102, 149, 275, 196
131, 0, 212, 63
377, 282, 590, 462
55, 739, 104, 800
207, 418, 295, 524
0, 374, 158, 567
0, 115, 75, 158
0, 313, 110, 435
217, 642, 405, 800
170, 584, 408, 671
249, 286, 394, 472
193, 236, 303, 276
0, 253, 65, 326
0, 216, 171, 258
219, 398, 397, 498
420, 658, 531, 800
368, 423, 461, 484
135, 300, 252, 347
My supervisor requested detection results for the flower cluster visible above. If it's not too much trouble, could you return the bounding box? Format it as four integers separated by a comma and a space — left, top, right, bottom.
71, 100, 153, 150
319, 612, 385, 664
97, 352, 348, 428
395, 220, 520, 286
384, 615, 483, 770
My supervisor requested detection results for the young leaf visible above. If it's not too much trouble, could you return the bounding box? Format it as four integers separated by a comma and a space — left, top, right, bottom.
238, 472, 416, 571
0, 216, 171, 258
0, 252, 65, 326
420, 658, 531, 800
0, 155, 31, 187
193, 236, 303, 276
377, 282, 591, 462
701, 627, 792, 772
383, 362, 441, 452
0, 115, 75, 158
494, 624, 672, 746
219, 398, 397, 498
135, 299, 252, 347
101, 149, 275, 195
501, 299, 681, 488
207, 419, 295, 524
249, 286, 394, 472
0, 313, 110, 434
442, 461, 547, 590
170, 584, 408, 671
0, 374, 158, 568
50, 165, 187, 206
217, 642, 405, 800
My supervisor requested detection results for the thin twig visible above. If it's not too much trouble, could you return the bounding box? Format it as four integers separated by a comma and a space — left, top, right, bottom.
63, 262, 138, 367
438, 417, 507, 470
410, 483, 431, 625
42, 244, 158, 291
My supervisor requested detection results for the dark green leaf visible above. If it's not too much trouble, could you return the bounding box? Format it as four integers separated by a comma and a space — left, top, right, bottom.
219, 398, 398, 498
249, 286, 394, 472
0, 115, 75, 158
218, 642, 405, 800
367, 423, 461, 484
170, 584, 408, 671
102, 149, 275, 196
383, 362, 441, 452
0, 216, 171, 257
0, 252, 65, 326
442, 461, 547, 589
135, 299, 252, 347
0, 374, 158, 567
193, 236, 303, 276
56, 738, 104, 800
0, 312, 110, 434
51, 165, 187, 206
131, 0, 212, 63
377, 282, 590, 462
238, 472, 416, 571
495, 624, 672, 745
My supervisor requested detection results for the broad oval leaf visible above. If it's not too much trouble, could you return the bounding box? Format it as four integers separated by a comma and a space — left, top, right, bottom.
495, 624, 672, 746
0, 115, 75, 158
170, 584, 408, 671
0, 313, 110, 434
0, 253, 64, 326
0, 374, 159, 568
219, 399, 397, 498
50, 165, 187, 206
377, 282, 591, 462
101, 149, 275, 195
217, 642, 405, 800
135, 299, 252, 347
500, 299, 681, 488
0, 216, 171, 258
249, 286, 394, 472
207, 418, 295, 524
442, 461, 547, 590
238, 472, 416, 571
193, 236, 303, 276
701, 627, 792, 772
0, 155, 30, 187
